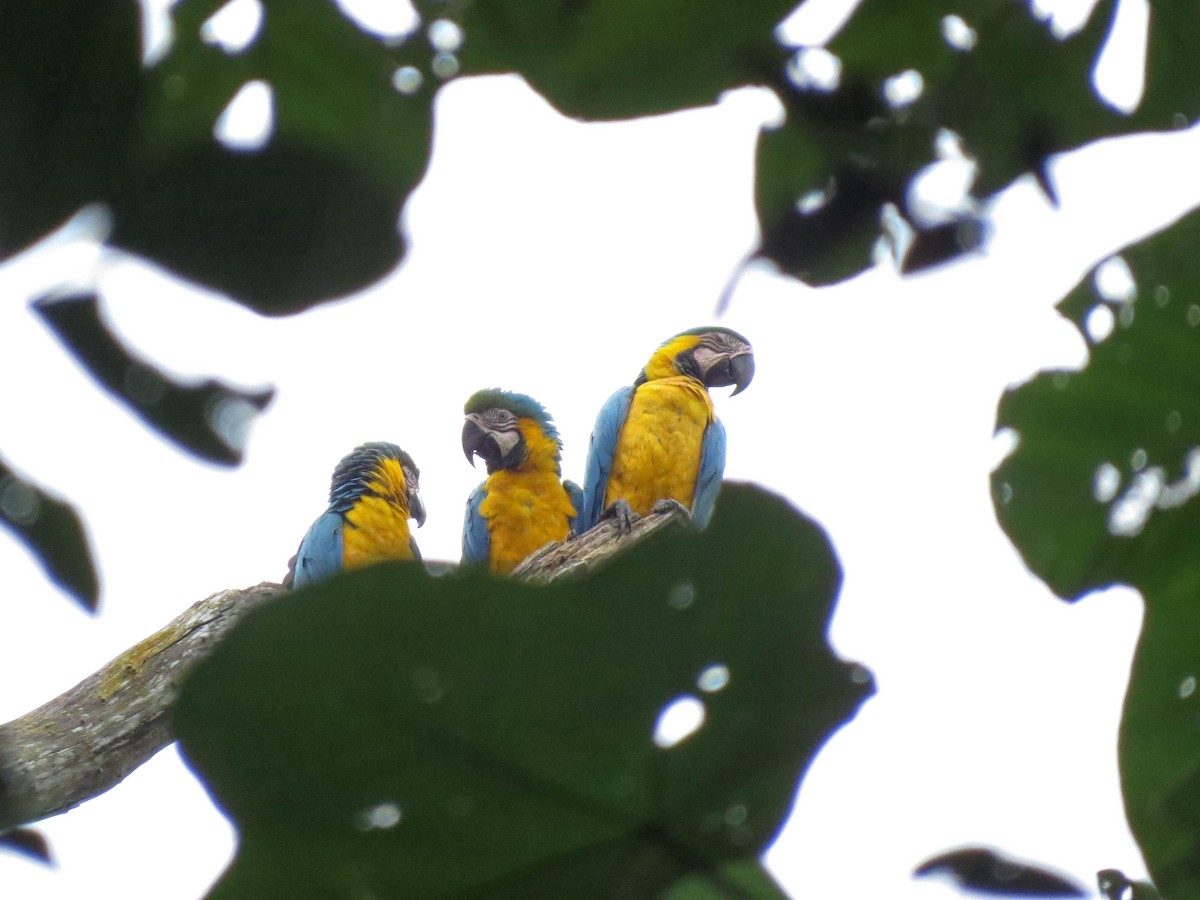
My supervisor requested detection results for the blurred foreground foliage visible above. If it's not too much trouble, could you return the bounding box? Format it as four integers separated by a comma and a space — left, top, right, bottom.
996, 207, 1200, 899
3, 0, 1200, 896
176, 484, 870, 898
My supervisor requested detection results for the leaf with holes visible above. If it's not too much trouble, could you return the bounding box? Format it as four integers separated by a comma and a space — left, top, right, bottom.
35, 294, 273, 466
993, 206, 1200, 897
108, 0, 435, 312
0, 456, 98, 612
753, 0, 1200, 284
176, 483, 870, 898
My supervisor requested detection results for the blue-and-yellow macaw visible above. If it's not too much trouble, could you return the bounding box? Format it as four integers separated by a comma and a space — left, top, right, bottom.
579, 326, 753, 532
286, 442, 426, 588
461, 389, 582, 574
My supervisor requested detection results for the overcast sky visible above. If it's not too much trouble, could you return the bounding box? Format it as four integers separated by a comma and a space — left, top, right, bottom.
3, 0, 1198, 897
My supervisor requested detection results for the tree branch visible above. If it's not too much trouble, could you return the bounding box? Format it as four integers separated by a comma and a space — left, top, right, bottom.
0, 583, 281, 831
0, 505, 686, 830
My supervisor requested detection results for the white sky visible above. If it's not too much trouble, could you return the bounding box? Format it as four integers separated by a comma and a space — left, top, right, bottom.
3, 0, 1200, 897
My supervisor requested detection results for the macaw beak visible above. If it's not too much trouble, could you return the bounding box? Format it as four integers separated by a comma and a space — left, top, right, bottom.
704, 351, 755, 396
728, 352, 754, 396
462, 415, 488, 467
408, 490, 427, 528
462, 413, 524, 470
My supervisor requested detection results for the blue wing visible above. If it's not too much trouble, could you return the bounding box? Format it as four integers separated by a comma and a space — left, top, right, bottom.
290, 510, 343, 588
690, 417, 727, 529
580, 386, 634, 533
563, 479, 584, 536
461, 482, 490, 566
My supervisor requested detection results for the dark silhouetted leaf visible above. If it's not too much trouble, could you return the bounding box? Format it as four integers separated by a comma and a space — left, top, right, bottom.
458, 0, 795, 120
105, 0, 435, 312
0, 456, 98, 612
994, 207, 1200, 897
0, 0, 435, 312
915, 846, 1085, 896
0, 0, 139, 255
754, 151, 898, 286
34, 293, 273, 466
176, 484, 871, 898
1098, 868, 1160, 900
901, 216, 987, 274
751, 0, 1200, 284
0, 827, 52, 865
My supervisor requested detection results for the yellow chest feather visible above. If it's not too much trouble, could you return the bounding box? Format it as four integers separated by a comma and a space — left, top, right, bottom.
605, 376, 714, 516
341, 464, 415, 569
479, 469, 575, 574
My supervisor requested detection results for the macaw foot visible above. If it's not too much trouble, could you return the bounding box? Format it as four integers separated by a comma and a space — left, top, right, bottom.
601, 498, 635, 535
650, 498, 692, 520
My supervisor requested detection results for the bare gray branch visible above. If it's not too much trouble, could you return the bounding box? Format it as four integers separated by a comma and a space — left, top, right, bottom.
0, 503, 687, 829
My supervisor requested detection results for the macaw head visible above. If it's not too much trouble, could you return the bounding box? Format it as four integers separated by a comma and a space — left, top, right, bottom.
328, 441, 426, 527
462, 388, 562, 474
637, 326, 755, 394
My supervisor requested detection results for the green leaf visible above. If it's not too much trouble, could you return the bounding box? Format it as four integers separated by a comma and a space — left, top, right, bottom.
105, 0, 435, 312
0, 2, 436, 311
0, 0, 140, 254
456, 0, 795, 120
1131, 4, 1200, 133
176, 483, 871, 898
753, 0, 1176, 284
993, 207, 1200, 898
0, 456, 98, 611
34, 293, 273, 466
663, 859, 790, 899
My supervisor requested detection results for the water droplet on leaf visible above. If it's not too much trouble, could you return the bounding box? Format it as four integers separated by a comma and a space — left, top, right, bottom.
412, 665, 446, 704
697, 664, 730, 693
0, 477, 40, 525
1093, 462, 1121, 503
668, 582, 695, 610
124, 364, 167, 406
432, 52, 459, 79
207, 396, 257, 451
356, 801, 402, 831
392, 66, 423, 95
427, 18, 463, 52
1180, 676, 1196, 699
